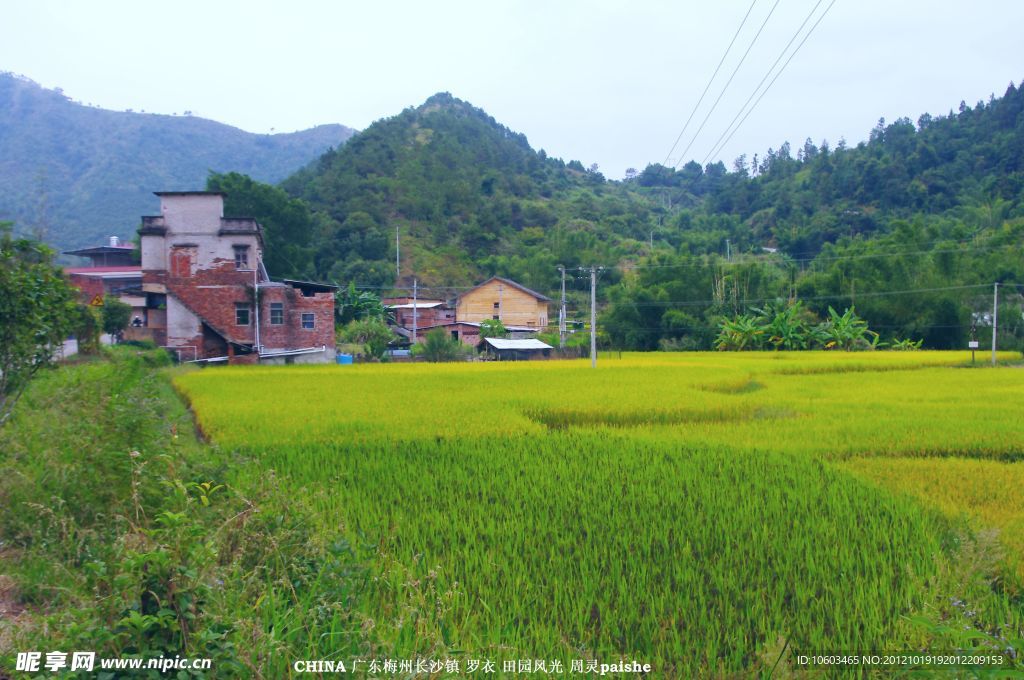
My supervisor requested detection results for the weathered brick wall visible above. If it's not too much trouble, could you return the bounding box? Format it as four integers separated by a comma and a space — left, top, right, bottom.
165, 258, 256, 346
68, 274, 105, 301
394, 305, 455, 329
259, 286, 335, 352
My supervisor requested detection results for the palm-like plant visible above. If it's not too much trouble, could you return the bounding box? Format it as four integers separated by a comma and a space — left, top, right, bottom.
817, 306, 879, 350
753, 300, 813, 350
714, 313, 765, 351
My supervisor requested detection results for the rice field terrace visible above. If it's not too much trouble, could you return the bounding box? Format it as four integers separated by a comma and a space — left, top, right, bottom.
175, 351, 1024, 676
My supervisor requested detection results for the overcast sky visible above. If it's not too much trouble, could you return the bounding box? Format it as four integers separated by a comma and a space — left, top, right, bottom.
3, 1, 1022, 179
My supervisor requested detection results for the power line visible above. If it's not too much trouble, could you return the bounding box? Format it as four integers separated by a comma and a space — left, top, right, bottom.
615, 241, 1019, 271
699, 0, 826, 167
608, 284, 995, 309
672, 0, 782, 169
703, 0, 839, 166
662, 0, 758, 168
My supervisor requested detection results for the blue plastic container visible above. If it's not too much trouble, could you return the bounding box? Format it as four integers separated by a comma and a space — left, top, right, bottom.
336, 353, 353, 365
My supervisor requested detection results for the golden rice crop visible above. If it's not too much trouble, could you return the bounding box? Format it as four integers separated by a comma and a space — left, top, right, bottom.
174, 351, 1024, 674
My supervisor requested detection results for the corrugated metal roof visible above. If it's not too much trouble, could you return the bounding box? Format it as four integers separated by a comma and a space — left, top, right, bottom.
484, 338, 553, 350
65, 266, 143, 277
387, 302, 445, 309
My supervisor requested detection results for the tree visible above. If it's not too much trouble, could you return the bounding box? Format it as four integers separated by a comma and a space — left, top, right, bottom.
338, 318, 394, 361
73, 304, 102, 355
0, 225, 77, 426
478, 318, 507, 340
206, 172, 318, 279
101, 295, 132, 339
335, 282, 393, 326
412, 328, 467, 362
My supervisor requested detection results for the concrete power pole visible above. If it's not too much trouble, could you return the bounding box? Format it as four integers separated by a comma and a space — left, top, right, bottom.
498, 283, 503, 323
396, 227, 400, 281
412, 278, 418, 346
992, 282, 999, 366
557, 265, 566, 348
590, 266, 597, 368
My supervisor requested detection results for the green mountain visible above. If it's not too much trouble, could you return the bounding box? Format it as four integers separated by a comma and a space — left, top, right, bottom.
260, 85, 1024, 349
282, 92, 657, 290
0, 72, 356, 251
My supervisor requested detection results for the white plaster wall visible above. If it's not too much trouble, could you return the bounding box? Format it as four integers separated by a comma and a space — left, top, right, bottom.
166, 296, 201, 345
161, 195, 223, 233
193, 232, 261, 271
140, 234, 167, 271
158, 195, 262, 271
259, 348, 334, 365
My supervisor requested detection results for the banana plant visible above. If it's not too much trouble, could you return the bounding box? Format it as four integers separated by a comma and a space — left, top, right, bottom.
714, 313, 766, 351
817, 306, 879, 350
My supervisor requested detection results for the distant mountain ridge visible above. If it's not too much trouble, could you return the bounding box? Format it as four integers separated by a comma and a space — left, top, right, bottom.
0, 72, 356, 251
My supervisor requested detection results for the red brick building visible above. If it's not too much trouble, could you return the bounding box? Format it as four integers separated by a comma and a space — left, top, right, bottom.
64, 237, 146, 321
136, 191, 335, 364
383, 298, 455, 330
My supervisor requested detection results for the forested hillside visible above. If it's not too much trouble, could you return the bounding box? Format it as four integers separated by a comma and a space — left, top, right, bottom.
281, 92, 659, 288
0, 73, 355, 251
251, 84, 1024, 349
612, 82, 1024, 349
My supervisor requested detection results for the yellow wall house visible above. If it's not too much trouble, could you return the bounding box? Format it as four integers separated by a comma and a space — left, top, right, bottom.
457, 276, 551, 329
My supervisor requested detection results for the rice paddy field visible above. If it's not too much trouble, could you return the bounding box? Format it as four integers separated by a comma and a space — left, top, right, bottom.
175, 351, 1024, 675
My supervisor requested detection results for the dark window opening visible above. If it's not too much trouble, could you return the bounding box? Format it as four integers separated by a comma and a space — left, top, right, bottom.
233, 245, 250, 270
451, 330, 459, 340
235, 304, 250, 326
301, 313, 315, 329
493, 301, 500, 309
270, 302, 284, 325
492, 314, 500, 320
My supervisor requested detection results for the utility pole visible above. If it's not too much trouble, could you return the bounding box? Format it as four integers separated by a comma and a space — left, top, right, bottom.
396, 227, 400, 281
412, 278, 418, 346
992, 282, 999, 366
590, 266, 597, 368
557, 265, 566, 348
498, 283, 503, 323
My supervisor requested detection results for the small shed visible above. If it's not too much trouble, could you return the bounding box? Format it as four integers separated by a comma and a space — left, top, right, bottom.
483, 337, 553, 361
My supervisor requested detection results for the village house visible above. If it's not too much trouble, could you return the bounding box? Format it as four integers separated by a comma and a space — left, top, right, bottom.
134, 191, 335, 364
456, 276, 550, 329
382, 297, 454, 330
385, 277, 552, 348
64, 237, 146, 321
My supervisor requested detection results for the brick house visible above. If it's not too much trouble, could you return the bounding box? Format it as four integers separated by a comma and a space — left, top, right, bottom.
383, 298, 455, 330
64, 237, 146, 322
136, 191, 335, 364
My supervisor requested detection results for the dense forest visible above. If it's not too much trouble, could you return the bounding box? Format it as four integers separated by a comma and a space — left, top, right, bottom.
0, 73, 355, 252
219, 84, 1024, 350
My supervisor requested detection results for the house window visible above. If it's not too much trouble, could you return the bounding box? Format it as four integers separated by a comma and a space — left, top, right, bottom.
301, 313, 315, 329
233, 245, 250, 270
235, 304, 250, 326
492, 314, 500, 320
451, 330, 459, 340
493, 301, 500, 309
270, 302, 284, 325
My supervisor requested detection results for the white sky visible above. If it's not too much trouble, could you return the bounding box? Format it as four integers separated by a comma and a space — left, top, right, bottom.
3, 1, 1022, 179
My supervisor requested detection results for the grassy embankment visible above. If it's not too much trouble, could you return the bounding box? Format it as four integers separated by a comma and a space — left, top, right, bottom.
0, 348, 368, 677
